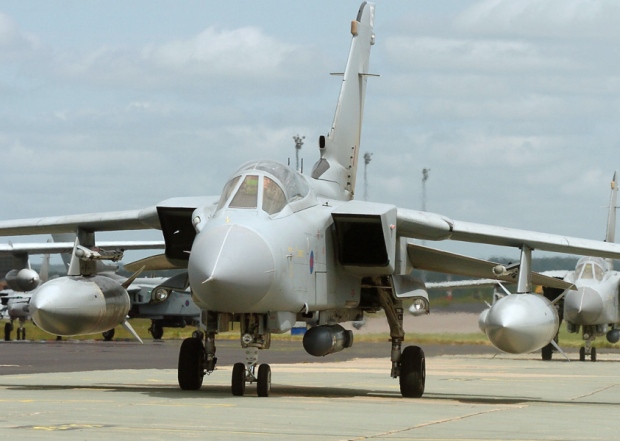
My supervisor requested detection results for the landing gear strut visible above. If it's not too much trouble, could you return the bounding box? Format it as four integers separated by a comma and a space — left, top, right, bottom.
579, 329, 597, 362
376, 280, 425, 398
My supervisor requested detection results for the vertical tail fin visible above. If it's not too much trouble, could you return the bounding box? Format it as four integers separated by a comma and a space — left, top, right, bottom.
311, 2, 375, 199
605, 171, 618, 243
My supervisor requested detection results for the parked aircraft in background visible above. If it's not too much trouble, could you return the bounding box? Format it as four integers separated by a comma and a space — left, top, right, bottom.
0, 240, 165, 341
1, 252, 49, 340
52, 234, 200, 340
2, 3, 620, 399
419, 173, 620, 362
541, 172, 620, 361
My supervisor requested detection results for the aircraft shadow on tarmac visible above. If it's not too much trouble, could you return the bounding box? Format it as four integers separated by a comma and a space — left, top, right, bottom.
5, 382, 620, 408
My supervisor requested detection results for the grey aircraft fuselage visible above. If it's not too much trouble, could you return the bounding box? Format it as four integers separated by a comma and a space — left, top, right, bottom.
188, 163, 363, 317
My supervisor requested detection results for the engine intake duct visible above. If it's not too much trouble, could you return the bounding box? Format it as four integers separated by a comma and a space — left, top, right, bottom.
303, 324, 353, 357
332, 201, 397, 275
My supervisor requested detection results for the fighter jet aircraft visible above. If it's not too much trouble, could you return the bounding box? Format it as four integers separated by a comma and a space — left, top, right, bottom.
419, 173, 620, 362
1, 251, 48, 340
2, 2, 620, 398
0, 240, 164, 340
540, 172, 620, 361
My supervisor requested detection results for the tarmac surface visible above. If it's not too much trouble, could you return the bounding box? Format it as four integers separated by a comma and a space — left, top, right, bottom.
1, 338, 620, 440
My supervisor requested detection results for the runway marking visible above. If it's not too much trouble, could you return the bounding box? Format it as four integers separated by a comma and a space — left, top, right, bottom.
17, 423, 109, 431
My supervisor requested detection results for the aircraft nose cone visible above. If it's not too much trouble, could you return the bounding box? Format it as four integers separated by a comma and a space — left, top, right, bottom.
188, 225, 275, 312
564, 287, 603, 324
484, 294, 558, 354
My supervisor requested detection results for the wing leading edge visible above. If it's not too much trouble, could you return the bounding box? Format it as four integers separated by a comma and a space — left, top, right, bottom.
396, 207, 620, 260
407, 243, 573, 291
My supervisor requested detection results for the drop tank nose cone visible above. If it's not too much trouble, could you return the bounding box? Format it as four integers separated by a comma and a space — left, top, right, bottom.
30, 280, 79, 334
484, 294, 559, 354
564, 287, 603, 324
188, 225, 275, 311
30, 276, 124, 336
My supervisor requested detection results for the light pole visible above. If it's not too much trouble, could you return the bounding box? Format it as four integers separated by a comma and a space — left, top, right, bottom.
363, 152, 373, 201
293, 135, 305, 172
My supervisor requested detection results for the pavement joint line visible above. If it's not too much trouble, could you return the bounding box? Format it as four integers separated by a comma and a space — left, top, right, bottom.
345, 406, 524, 440
570, 383, 620, 401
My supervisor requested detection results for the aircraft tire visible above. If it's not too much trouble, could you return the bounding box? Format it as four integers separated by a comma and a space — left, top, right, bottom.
399, 346, 425, 398
257, 364, 271, 397
579, 347, 586, 361
102, 329, 115, 341
4, 323, 12, 341
541, 343, 553, 361
231, 362, 246, 396
149, 322, 164, 340
591, 347, 597, 362
178, 337, 205, 390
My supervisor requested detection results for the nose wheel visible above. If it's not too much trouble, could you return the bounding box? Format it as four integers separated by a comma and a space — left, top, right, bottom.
579, 333, 597, 361
579, 345, 597, 362
231, 347, 272, 397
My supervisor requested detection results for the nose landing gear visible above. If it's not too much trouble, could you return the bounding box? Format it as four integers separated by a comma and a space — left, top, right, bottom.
232, 315, 272, 397
231, 347, 271, 397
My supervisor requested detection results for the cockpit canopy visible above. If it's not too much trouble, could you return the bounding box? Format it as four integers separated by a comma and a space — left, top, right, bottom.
216, 160, 312, 215
575, 256, 609, 282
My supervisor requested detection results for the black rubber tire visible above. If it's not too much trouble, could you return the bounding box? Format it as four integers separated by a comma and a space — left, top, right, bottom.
399, 346, 426, 398
102, 329, 115, 341
4, 322, 12, 341
541, 343, 553, 361
591, 347, 597, 362
257, 364, 271, 397
231, 363, 246, 396
149, 323, 164, 340
579, 346, 586, 361
177, 337, 205, 390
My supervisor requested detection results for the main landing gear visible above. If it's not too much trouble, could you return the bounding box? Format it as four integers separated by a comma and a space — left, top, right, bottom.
4, 320, 27, 341
176, 297, 426, 398
375, 281, 426, 398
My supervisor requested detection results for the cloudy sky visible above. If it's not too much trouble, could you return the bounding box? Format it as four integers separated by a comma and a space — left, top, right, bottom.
2, 0, 620, 263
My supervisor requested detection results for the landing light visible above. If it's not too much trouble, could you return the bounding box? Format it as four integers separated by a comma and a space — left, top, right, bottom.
151, 288, 170, 304
410, 298, 429, 316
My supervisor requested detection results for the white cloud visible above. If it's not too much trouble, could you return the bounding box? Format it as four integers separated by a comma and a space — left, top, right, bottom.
455, 0, 620, 40
142, 26, 296, 77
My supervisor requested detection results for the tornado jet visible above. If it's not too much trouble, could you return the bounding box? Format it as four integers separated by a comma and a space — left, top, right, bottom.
3, 3, 620, 399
